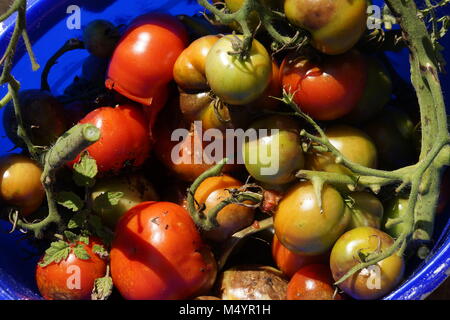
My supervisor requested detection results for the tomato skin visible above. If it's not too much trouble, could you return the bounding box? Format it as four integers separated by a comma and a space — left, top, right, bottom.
106, 13, 188, 105
205, 35, 272, 105
330, 227, 405, 300
83, 20, 120, 59
173, 35, 220, 91
287, 264, 343, 300
281, 51, 367, 120
36, 239, 107, 300
382, 196, 408, 239
272, 235, 327, 278
274, 182, 350, 255
70, 104, 150, 173
0, 154, 44, 216
284, 0, 367, 55
347, 191, 384, 230
110, 202, 217, 300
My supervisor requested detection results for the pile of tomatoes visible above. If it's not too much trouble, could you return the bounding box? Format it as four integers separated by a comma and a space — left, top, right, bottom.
0, 1, 447, 301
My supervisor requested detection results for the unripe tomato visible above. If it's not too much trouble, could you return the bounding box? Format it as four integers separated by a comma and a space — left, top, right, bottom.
347, 191, 384, 230
91, 173, 158, 229
281, 51, 367, 120
70, 104, 150, 173
106, 13, 188, 105
205, 35, 272, 105
194, 175, 255, 242
243, 115, 304, 185
223, 0, 282, 31
284, 0, 368, 55
0, 154, 44, 216
248, 60, 282, 111
272, 235, 327, 278
274, 182, 350, 255
83, 20, 120, 58
330, 227, 405, 300
306, 125, 378, 175
36, 239, 107, 300
173, 35, 220, 91
382, 196, 409, 239
287, 264, 343, 300
110, 202, 217, 300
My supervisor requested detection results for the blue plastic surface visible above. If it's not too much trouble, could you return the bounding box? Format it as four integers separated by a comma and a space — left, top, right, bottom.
0, 0, 449, 300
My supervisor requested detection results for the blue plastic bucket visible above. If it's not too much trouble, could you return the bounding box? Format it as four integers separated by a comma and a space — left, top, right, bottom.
0, 0, 449, 300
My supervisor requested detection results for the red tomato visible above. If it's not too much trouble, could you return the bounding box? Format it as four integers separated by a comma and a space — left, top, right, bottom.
35, 239, 107, 300
281, 50, 367, 121
70, 104, 150, 173
287, 264, 343, 300
272, 235, 327, 278
106, 13, 188, 105
143, 85, 169, 142
110, 202, 217, 300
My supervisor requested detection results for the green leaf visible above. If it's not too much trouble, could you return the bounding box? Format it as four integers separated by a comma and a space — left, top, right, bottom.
91, 276, 113, 300
73, 244, 91, 260
56, 192, 84, 212
73, 152, 98, 187
64, 230, 78, 243
67, 210, 88, 229
39, 241, 70, 267
92, 244, 109, 259
93, 191, 124, 211
79, 235, 90, 245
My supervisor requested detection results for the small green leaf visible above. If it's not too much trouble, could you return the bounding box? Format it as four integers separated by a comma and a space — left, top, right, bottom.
79, 235, 90, 245
68, 210, 88, 229
73, 244, 90, 260
91, 276, 113, 300
56, 192, 84, 212
73, 153, 98, 187
64, 230, 78, 243
93, 191, 124, 211
39, 241, 70, 267
92, 244, 109, 259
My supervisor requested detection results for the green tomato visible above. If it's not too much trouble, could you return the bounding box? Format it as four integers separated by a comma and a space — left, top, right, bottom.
205, 35, 272, 105
382, 196, 409, 239
242, 115, 304, 185
346, 191, 384, 230
91, 174, 158, 228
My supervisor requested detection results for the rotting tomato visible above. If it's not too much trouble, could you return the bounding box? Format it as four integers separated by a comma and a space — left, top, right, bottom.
284, 0, 368, 55
287, 264, 343, 300
36, 238, 107, 300
110, 201, 217, 300
0, 154, 45, 216
105, 13, 188, 105
306, 124, 378, 175
205, 35, 272, 105
274, 182, 350, 255
194, 175, 255, 242
69, 104, 150, 174
330, 227, 405, 300
173, 35, 220, 91
346, 191, 384, 230
281, 50, 367, 121
272, 235, 327, 278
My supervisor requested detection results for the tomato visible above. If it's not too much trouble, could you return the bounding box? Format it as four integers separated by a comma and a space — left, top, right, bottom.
110, 202, 217, 300
287, 264, 343, 300
242, 115, 304, 185
346, 191, 384, 230
0, 154, 44, 216
330, 227, 405, 300
274, 182, 350, 255
205, 35, 272, 105
284, 0, 367, 55
194, 175, 255, 242
36, 239, 107, 300
223, 0, 282, 31
3, 90, 67, 148
382, 196, 408, 239
70, 104, 150, 173
91, 173, 159, 229
281, 50, 367, 120
83, 20, 120, 59
248, 60, 282, 111
173, 35, 220, 91
365, 106, 418, 170
106, 13, 188, 105
343, 58, 392, 124
306, 125, 378, 175
272, 235, 327, 278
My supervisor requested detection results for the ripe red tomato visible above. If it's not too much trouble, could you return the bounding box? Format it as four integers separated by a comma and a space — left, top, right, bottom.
281, 50, 367, 120
110, 202, 217, 300
70, 104, 150, 173
35, 239, 107, 300
287, 264, 343, 300
106, 13, 188, 105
